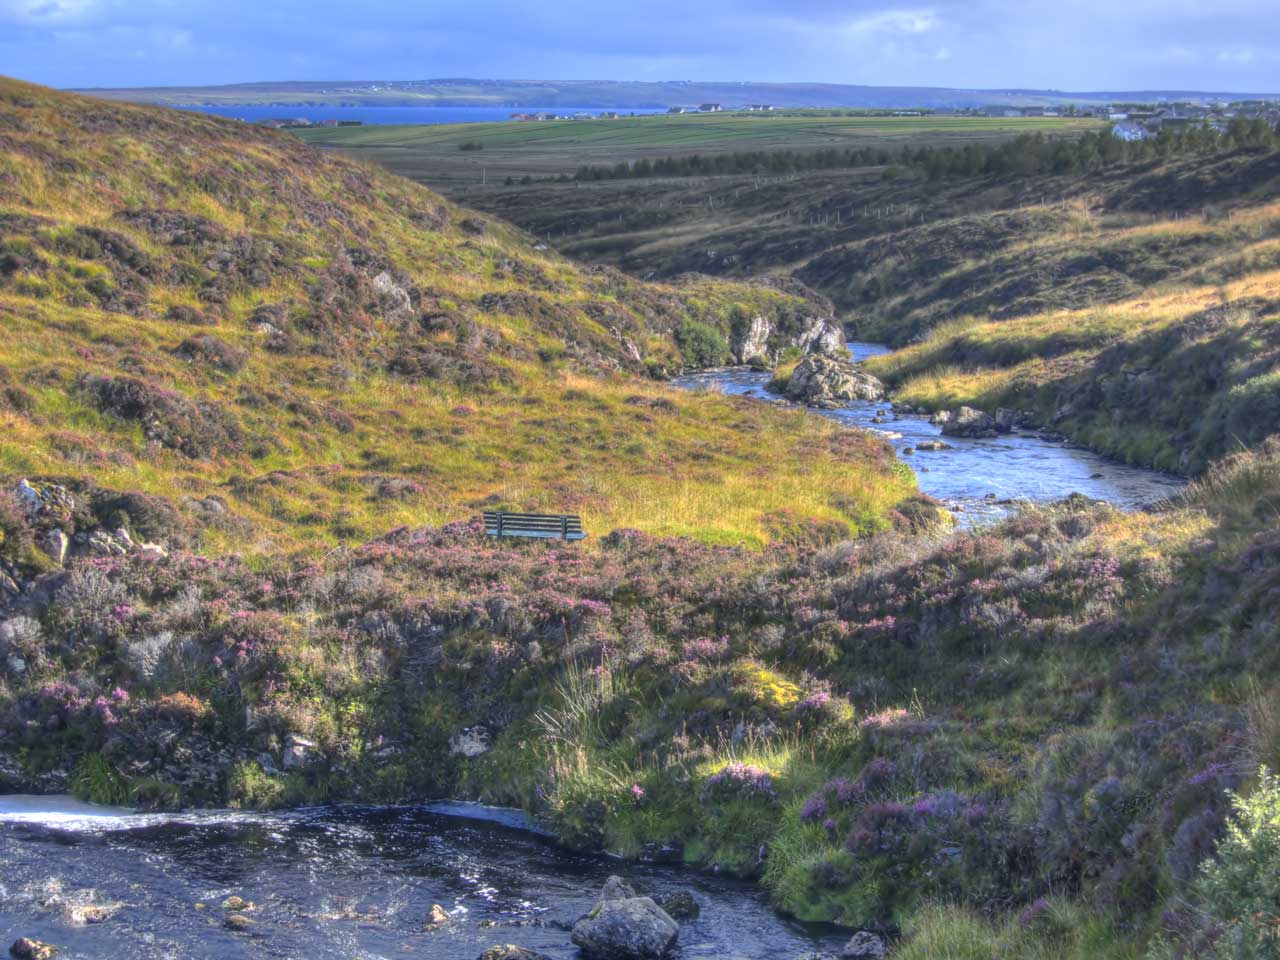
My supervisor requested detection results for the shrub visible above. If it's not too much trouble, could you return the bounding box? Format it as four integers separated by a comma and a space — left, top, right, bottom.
1153, 766, 1280, 959
675, 319, 729, 368
0, 489, 33, 561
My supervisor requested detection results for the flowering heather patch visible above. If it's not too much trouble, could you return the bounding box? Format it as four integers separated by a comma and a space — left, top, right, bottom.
860, 707, 911, 730
681, 635, 730, 661
702, 762, 778, 802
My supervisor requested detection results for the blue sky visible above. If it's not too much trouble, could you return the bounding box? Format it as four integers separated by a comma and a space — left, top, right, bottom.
1, 0, 1277, 92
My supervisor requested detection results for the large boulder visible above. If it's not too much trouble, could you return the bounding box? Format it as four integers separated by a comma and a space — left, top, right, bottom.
571, 897, 680, 959
601, 876, 638, 901
782, 355, 885, 408
795, 317, 845, 357
934, 406, 1007, 438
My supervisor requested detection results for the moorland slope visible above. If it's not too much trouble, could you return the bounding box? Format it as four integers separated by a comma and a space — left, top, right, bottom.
1, 79, 1279, 960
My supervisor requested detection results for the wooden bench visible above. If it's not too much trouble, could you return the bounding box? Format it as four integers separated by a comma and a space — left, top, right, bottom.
483, 511, 587, 541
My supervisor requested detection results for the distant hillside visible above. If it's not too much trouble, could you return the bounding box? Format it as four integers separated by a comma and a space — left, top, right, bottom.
446, 133, 1280, 475
0, 76, 913, 554
76, 77, 1280, 110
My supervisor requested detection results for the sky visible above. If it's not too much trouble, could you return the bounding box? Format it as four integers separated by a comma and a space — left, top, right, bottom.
1, 0, 1278, 93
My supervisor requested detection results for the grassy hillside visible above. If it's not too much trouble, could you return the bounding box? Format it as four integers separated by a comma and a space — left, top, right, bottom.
3, 77, 1280, 960
0, 77, 916, 555
429, 135, 1280, 474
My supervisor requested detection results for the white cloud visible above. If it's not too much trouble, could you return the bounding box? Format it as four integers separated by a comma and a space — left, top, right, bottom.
0, 0, 98, 24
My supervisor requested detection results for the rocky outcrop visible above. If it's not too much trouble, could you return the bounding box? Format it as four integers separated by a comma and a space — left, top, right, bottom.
782, 355, 886, 408
571, 896, 679, 959
796, 317, 845, 357
932, 406, 1010, 439
729, 314, 845, 366
282, 734, 318, 770
449, 725, 491, 758
731, 315, 773, 365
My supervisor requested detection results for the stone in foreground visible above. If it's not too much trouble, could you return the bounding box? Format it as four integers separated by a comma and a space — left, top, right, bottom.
571, 896, 680, 959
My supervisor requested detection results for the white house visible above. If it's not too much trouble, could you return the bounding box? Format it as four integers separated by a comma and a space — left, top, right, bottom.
1112, 121, 1154, 142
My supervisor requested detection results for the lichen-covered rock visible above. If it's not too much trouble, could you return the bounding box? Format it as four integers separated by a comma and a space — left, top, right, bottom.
571, 897, 679, 959
782, 355, 885, 408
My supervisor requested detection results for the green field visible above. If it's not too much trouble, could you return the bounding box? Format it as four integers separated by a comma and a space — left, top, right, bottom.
295, 111, 1102, 182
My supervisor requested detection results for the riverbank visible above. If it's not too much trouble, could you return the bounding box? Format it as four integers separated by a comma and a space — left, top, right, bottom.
674, 342, 1186, 524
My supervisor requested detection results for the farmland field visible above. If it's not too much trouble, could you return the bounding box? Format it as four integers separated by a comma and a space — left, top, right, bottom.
295, 110, 1102, 182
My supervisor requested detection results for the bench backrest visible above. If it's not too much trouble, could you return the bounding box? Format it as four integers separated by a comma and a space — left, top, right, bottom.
483, 511, 587, 541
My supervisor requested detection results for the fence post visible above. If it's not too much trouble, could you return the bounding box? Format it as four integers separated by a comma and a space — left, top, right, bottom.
561, 515, 568, 540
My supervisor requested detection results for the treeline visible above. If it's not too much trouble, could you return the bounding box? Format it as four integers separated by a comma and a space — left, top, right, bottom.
559, 118, 1280, 184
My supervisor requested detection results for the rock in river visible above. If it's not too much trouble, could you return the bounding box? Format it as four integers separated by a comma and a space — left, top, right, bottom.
934, 406, 1008, 439
571, 896, 680, 959
9, 939, 57, 960
782, 355, 885, 408
479, 947, 553, 960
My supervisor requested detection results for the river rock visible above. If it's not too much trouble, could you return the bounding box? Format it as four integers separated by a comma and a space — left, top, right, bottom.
655, 891, 699, 922
601, 876, 638, 901
424, 903, 451, 928
449, 725, 491, 758
783, 355, 885, 408
571, 897, 679, 959
479, 947, 553, 960
9, 939, 56, 960
936, 406, 1006, 438
841, 931, 887, 958
915, 440, 952, 451
795, 317, 845, 357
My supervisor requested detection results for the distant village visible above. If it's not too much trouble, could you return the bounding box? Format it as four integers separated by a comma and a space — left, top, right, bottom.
965, 99, 1280, 140
253, 98, 1279, 133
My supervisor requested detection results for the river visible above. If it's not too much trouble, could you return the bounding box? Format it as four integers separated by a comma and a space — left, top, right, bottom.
672, 342, 1186, 522
0, 796, 846, 960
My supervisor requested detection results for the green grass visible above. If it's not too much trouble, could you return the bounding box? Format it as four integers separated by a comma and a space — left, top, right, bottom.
297, 112, 1096, 152
0, 75, 915, 557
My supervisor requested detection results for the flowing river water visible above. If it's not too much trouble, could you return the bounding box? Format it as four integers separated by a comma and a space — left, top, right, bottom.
672, 342, 1187, 523
0, 342, 1188, 959
0, 796, 847, 959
